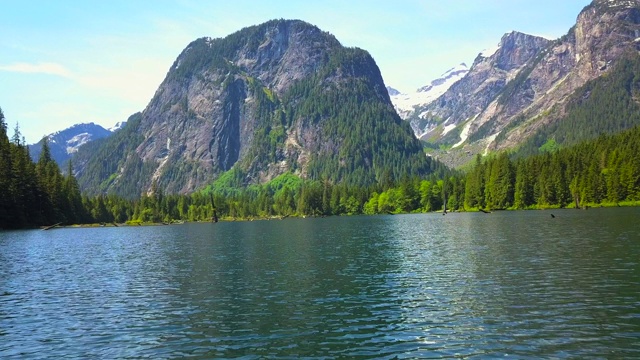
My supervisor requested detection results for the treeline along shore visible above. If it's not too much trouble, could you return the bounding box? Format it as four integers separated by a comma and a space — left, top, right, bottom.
1, 106, 639, 229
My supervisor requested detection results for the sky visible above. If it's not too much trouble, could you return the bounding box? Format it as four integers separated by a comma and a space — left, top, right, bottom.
1, 0, 591, 144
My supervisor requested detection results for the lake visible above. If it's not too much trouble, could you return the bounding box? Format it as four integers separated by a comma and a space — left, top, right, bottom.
1, 208, 639, 358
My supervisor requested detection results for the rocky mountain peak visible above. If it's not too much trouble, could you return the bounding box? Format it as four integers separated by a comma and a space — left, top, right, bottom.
386, 86, 401, 96
491, 32, 551, 71
574, 0, 640, 76
417, 63, 468, 92
75, 19, 432, 197
388, 64, 469, 124
405, 0, 640, 168
170, 19, 340, 96
402, 30, 551, 143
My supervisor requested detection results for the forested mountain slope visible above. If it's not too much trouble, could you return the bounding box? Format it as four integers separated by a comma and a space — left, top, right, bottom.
0, 107, 86, 229
410, 0, 640, 167
75, 19, 439, 198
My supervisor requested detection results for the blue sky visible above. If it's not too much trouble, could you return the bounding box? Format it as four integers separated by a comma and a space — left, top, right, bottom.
1, 0, 590, 143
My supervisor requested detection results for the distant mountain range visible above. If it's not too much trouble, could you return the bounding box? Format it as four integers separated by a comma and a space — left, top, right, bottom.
387, 63, 469, 137
39, 0, 640, 191
390, 0, 640, 167
30, 121, 126, 166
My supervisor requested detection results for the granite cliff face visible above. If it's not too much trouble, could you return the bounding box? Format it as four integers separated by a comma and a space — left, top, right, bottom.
76, 19, 432, 197
414, 0, 640, 167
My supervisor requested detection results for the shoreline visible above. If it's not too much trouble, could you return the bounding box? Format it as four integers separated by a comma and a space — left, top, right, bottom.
35, 202, 640, 230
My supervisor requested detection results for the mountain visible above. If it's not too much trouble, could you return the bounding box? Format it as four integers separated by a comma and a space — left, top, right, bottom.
414, 31, 552, 146
414, 0, 640, 167
386, 86, 401, 96
30, 123, 113, 166
388, 64, 469, 136
108, 121, 127, 132
74, 19, 440, 198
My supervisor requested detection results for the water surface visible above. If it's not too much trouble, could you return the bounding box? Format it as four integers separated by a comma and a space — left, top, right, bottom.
1, 208, 639, 358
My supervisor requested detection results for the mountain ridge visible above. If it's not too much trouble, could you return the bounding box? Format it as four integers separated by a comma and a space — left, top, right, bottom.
30, 122, 114, 166
388, 63, 469, 137
405, 0, 640, 167
74, 19, 438, 198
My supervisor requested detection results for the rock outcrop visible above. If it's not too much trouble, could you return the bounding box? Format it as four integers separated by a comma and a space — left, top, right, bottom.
75, 19, 433, 197
415, 32, 551, 144
413, 0, 640, 167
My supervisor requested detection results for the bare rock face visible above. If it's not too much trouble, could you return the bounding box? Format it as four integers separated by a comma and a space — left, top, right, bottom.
418, 0, 640, 167
76, 19, 430, 196
132, 21, 341, 194
495, 0, 640, 149
107, 21, 338, 194
416, 32, 551, 142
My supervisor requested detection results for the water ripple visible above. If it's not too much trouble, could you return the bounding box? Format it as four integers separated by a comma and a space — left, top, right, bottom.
1, 208, 639, 358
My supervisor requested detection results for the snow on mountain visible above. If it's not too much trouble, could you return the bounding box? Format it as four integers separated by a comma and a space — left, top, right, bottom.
65, 132, 95, 154
108, 121, 127, 132
30, 122, 113, 165
388, 63, 469, 119
386, 86, 401, 96
479, 43, 501, 58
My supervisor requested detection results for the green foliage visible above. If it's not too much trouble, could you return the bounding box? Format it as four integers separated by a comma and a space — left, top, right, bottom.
202, 168, 246, 195
0, 108, 88, 228
463, 125, 640, 210
201, 41, 447, 190
75, 112, 150, 199
266, 172, 303, 193
76, 20, 443, 197
274, 47, 443, 187
5, 116, 637, 229
517, 53, 640, 157
539, 139, 560, 153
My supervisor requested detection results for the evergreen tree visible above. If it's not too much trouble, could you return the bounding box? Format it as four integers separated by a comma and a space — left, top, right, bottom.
0, 107, 12, 227
36, 137, 61, 223
64, 160, 86, 223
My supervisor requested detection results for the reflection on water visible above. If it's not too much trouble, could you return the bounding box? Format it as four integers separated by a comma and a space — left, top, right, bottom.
1, 208, 639, 358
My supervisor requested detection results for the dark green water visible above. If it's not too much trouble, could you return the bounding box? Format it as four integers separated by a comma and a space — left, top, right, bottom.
1, 208, 639, 358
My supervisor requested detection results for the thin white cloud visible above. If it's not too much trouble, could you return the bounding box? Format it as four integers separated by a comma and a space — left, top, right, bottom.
0, 62, 72, 77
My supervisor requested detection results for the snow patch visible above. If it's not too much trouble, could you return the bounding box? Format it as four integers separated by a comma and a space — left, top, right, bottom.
418, 110, 430, 119
603, 0, 636, 9
483, 133, 500, 156
108, 121, 127, 132
389, 63, 469, 118
442, 123, 457, 136
453, 121, 472, 148
65, 132, 92, 154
